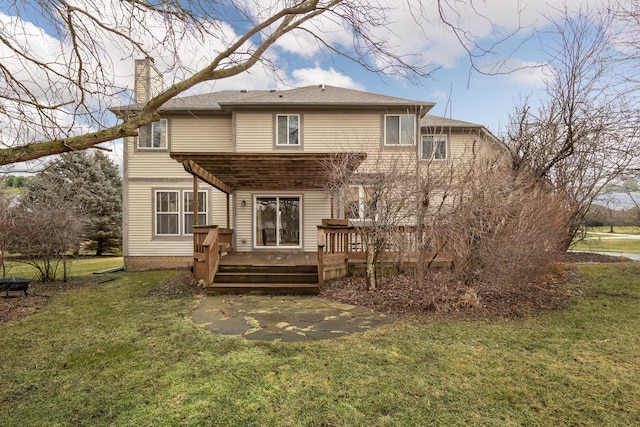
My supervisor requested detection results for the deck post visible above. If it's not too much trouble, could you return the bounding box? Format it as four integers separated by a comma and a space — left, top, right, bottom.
226, 193, 230, 229
193, 175, 199, 229
317, 226, 325, 285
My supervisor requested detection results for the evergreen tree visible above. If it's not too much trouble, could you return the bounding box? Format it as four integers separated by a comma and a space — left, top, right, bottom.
23, 151, 122, 255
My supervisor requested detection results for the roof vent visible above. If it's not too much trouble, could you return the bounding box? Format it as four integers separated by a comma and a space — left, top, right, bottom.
321, 84, 325, 91
240, 89, 247, 93
270, 89, 276, 93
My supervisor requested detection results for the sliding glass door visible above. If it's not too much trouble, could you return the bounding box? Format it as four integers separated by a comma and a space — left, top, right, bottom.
255, 196, 301, 248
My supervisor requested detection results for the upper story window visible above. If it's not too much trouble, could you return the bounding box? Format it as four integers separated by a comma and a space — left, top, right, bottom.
422, 135, 448, 160
385, 115, 416, 146
137, 119, 167, 149
276, 114, 300, 146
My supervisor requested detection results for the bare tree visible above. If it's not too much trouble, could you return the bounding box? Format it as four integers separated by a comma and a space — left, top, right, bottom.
10, 176, 85, 282
506, 6, 640, 248
324, 149, 418, 290
0, 189, 14, 277
0, 0, 513, 167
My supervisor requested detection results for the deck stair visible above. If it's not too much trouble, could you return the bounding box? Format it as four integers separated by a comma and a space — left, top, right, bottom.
207, 253, 320, 294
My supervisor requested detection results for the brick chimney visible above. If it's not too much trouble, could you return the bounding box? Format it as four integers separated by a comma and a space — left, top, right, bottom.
134, 58, 163, 104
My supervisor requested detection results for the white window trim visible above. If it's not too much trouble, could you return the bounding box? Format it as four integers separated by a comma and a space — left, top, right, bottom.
137, 119, 168, 149
154, 189, 180, 237
153, 189, 209, 238
252, 194, 303, 249
421, 134, 448, 160
384, 114, 416, 146
347, 185, 378, 222
183, 190, 208, 235
276, 114, 300, 146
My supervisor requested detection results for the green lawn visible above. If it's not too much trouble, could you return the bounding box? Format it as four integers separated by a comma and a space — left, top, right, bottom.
573, 226, 640, 254
572, 238, 640, 254
2, 256, 123, 279
1, 264, 639, 426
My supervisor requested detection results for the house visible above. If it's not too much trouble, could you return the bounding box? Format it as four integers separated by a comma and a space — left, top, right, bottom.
111, 60, 505, 292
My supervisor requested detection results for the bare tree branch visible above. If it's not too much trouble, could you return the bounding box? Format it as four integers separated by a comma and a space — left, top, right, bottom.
0, 0, 527, 166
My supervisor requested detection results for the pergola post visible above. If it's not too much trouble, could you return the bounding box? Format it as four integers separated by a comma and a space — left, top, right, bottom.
193, 175, 199, 228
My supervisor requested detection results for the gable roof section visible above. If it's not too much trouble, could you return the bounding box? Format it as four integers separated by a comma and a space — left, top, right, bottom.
421, 114, 507, 152
111, 85, 434, 115
421, 114, 481, 128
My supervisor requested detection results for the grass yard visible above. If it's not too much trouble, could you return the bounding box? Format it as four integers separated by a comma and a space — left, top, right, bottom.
572, 238, 640, 254
1, 263, 639, 426
2, 256, 123, 279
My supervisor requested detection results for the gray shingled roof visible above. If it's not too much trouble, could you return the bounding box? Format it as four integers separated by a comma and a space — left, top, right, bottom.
422, 114, 507, 150
112, 85, 434, 113
421, 114, 481, 128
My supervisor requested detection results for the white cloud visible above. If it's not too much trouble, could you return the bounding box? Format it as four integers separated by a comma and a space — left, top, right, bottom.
289, 66, 365, 90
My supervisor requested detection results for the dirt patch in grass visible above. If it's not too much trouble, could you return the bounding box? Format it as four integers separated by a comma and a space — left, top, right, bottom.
145, 273, 206, 298
0, 276, 102, 325
320, 270, 577, 321
561, 251, 633, 263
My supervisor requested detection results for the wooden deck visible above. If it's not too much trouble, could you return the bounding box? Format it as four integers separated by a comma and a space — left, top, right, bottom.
219, 251, 318, 267
209, 251, 320, 295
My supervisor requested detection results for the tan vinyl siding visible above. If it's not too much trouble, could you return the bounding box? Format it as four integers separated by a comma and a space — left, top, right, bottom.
171, 116, 232, 152
127, 115, 233, 179
125, 132, 186, 179
127, 154, 186, 179
235, 112, 273, 152
449, 133, 484, 161
301, 112, 381, 153
125, 181, 218, 257
302, 191, 331, 251
210, 190, 231, 228
234, 191, 253, 251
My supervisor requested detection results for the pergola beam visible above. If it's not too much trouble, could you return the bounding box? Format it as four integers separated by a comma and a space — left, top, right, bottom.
187, 160, 233, 194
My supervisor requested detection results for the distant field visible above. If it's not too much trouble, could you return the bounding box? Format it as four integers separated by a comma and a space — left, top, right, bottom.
2, 188, 21, 195
573, 227, 640, 254
582, 226, 640, 235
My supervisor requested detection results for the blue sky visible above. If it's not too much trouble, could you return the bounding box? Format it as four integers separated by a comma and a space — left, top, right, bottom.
0, 0, 609, 172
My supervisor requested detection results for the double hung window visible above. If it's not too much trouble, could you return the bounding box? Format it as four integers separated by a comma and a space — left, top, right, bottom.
154, 189, 207, 236
385, 115, 416, 146
276, 114, 300, 146
422, 135, 448, 160
155, 190, 179, 236
137, 119, 167, 149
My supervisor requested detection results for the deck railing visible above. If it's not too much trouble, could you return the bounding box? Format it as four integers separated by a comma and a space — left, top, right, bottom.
317, 224, 426, 284
193, 225, 233, 283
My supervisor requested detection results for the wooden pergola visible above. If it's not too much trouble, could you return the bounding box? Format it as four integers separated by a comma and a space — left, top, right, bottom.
170, 152, 367, 230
